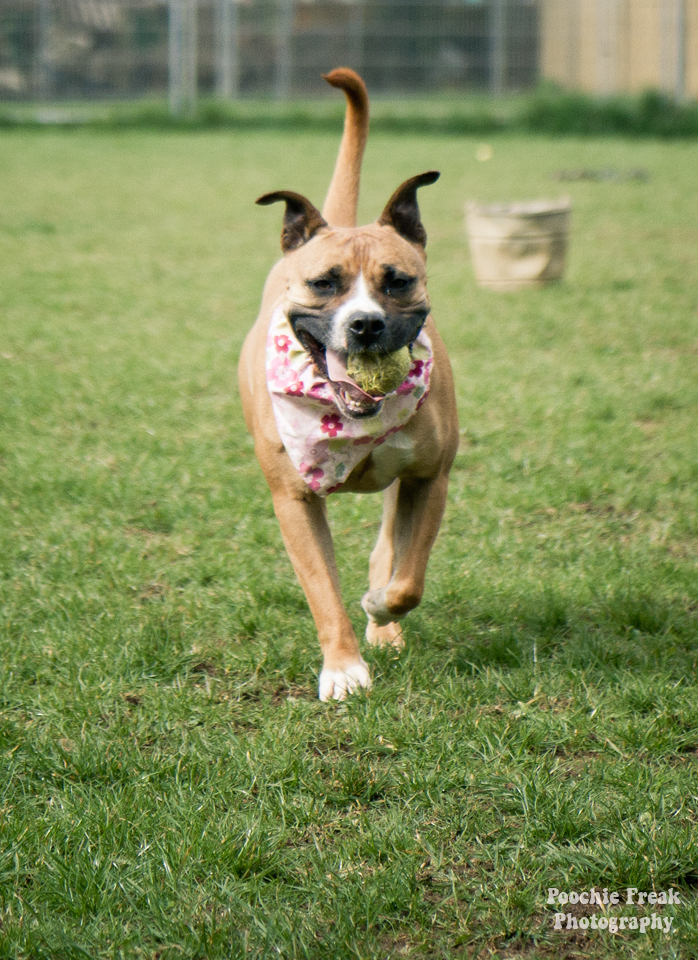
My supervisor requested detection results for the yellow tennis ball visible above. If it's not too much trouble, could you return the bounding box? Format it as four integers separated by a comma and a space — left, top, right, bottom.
346, 347, 411, 396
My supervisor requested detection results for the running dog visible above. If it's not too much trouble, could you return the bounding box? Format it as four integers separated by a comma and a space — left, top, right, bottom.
238, 68, 458, 700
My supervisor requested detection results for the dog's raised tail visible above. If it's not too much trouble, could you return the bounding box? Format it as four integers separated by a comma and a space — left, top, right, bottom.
321, 68, 369, 228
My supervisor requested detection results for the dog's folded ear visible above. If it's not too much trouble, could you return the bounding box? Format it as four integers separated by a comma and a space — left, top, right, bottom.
378, 171, 440, 248
256, 190, 328, 253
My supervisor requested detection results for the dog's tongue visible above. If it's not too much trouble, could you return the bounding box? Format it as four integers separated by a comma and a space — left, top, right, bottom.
325, 347, 355, 385
325, 348, 382, 400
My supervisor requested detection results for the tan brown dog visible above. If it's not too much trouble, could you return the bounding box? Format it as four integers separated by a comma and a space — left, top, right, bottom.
238, 68, 458, 700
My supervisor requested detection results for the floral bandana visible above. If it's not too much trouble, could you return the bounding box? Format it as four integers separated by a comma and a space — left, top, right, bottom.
266, 307, 433, 496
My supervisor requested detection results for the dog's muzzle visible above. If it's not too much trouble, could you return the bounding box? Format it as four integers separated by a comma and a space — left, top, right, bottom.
294, 326, 383, 418
289, 306, 428, 419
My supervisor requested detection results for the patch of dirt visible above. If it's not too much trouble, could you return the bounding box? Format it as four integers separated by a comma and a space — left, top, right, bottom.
190, 660, 218, 676
271, 683, 314, 703
139, 581, 168, 602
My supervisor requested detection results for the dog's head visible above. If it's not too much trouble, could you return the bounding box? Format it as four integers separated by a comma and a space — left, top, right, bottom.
257, 171, 439, 419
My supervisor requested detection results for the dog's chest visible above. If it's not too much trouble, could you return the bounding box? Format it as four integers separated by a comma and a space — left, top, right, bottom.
347, 429, 417, 491
266, 309, 433, 496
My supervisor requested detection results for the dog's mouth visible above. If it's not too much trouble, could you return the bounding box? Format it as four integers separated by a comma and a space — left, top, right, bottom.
296, 330, 384, 419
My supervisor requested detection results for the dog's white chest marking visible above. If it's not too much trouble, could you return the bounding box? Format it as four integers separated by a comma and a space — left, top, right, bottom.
368, 430, 416, 486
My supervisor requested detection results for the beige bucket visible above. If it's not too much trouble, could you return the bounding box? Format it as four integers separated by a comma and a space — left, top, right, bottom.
466, 198, 571, 291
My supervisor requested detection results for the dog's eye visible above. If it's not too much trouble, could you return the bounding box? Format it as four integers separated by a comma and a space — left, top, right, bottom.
384, 275, 415, 296
309, 277, 335, 293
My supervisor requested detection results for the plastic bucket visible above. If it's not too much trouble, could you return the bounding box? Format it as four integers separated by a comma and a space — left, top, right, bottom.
466, 198, 571, 291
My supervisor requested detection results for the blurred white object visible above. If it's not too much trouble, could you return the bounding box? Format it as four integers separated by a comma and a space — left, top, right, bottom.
466, 198, 571, 290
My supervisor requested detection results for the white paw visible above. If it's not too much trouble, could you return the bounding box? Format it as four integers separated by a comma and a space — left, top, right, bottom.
361, 588, 396, 627
318, 661, 372, 702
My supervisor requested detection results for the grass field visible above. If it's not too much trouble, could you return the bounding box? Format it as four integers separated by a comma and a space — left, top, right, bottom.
1, 124, 698, 958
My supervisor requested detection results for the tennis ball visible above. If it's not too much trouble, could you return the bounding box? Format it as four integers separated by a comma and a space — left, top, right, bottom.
346, 347, 411, 396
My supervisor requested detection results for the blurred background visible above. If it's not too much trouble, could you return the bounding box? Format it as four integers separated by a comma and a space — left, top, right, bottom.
0, 0, 695, 112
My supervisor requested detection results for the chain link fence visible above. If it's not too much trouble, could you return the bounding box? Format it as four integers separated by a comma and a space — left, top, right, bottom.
0, 0, 539, 105
0, 0, 694, 109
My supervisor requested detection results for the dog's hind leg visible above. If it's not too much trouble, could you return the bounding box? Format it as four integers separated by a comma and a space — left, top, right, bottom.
362, 471, 450, 638
365, 481, 404, 649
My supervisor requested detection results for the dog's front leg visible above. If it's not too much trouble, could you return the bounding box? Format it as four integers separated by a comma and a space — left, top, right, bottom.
362, 471, 450, 632
270, 488, 371, 701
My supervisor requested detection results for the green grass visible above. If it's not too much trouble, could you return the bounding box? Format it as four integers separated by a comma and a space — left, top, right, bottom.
1, 126, 697, 958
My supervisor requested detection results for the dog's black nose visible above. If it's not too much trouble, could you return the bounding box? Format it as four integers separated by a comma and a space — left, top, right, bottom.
347, 313, 386, 348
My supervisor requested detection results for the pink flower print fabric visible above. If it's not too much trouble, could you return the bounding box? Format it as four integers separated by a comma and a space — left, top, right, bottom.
265, 307, 433, 496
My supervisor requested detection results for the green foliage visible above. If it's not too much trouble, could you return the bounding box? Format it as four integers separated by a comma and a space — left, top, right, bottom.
523, 85, 698, 138
2, 86, 698, 138
0, 128, 697, 957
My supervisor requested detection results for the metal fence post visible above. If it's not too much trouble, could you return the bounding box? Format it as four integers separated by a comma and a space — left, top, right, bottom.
490, 0, 506, 95
675, 0, 686, 101
34, 0, 54, 101
216, 0, 239, 99
348, 1, 364, 76
661, 0, 686, 100
569, 0, 581, 89
275, 0, 294, 100
169, 0, 198, 116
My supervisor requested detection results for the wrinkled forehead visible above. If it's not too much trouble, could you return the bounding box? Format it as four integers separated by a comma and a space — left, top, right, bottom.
291, 224, 427, 280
